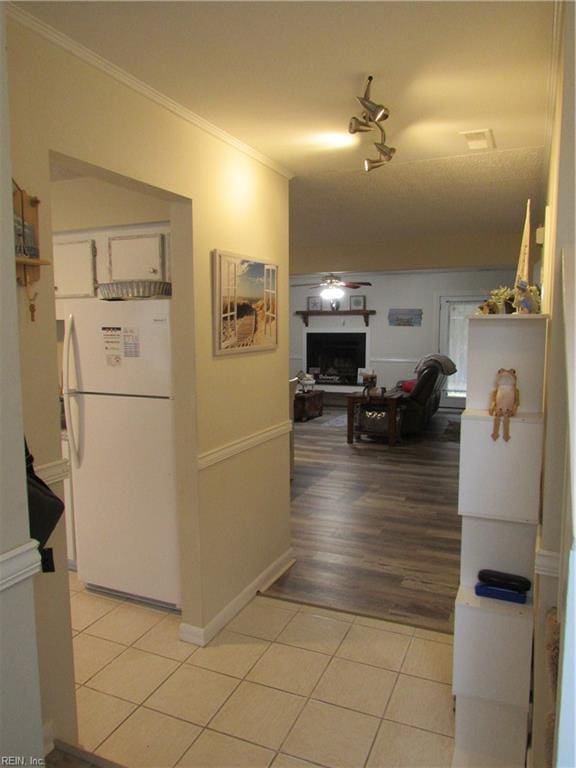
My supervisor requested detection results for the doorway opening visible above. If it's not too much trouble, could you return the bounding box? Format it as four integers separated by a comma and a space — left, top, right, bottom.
50, 152, 192, 609
438, 295, 485, 408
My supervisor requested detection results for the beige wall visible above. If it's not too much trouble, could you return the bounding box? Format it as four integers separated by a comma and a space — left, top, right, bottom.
51, 175, 171, 231
7, 16, 290, 745
531, 4, 574, 766
290, 229, 519, 275
0, 8, 44, 756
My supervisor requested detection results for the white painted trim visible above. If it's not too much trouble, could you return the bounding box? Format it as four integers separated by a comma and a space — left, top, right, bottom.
36, 458, 69, 486
6, 6, 293, 181
43, 719, 54, 758
197, 421, 291, 471
53, 738, 121, 768
0, 540, 42, 592
54, 221, 170, 240
370, 357, 419, 364
535, 548, 561, 577
179, 548, 295, 646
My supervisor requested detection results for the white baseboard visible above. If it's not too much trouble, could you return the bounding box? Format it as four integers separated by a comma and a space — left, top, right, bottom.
54, 738, 124, 767
43, 719, 54, 756
179, 548, 295, 646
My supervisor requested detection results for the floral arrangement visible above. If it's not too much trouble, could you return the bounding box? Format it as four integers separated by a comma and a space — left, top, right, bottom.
477, 284, 541, 315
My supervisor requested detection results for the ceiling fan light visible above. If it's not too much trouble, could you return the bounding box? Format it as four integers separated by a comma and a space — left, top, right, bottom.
320, 286, 345, 300
349, 116, 372, 134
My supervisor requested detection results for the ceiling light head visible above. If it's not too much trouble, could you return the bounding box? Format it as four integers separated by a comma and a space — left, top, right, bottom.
364, 158, 386, 172
374, 143, 396, 162
356, 96, 388, 123
349, 116, 372, 134
320, 286, 345, 300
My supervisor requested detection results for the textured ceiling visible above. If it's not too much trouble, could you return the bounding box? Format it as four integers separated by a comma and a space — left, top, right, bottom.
291, 147, 545, 245
16, 1, 556, 264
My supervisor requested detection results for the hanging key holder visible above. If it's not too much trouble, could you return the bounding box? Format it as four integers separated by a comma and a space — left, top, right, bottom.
26, 286, 39, 323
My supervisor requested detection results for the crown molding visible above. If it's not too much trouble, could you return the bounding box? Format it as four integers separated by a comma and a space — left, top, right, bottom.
542, 1, 565, 179
6, 5, 294, 181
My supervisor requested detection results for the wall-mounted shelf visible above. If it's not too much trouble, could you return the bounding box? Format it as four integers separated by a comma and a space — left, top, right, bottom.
15, 257, 51, 287
13, 181, 47, 292
295, 310, 376, 327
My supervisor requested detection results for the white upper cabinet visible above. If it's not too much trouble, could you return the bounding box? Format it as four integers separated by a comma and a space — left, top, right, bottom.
53, 239, 96, 297
54, 224, 170, 297
109, 233, 166, 282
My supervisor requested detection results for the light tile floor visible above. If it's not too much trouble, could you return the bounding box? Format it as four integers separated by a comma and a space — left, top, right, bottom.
68, 571, 454, 767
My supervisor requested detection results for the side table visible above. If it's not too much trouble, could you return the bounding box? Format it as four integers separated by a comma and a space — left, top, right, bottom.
346, 391, 405, 446
294, 390, 324, 421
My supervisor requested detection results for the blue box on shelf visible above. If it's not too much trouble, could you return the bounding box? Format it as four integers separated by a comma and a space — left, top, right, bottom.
474, 583, 528, 604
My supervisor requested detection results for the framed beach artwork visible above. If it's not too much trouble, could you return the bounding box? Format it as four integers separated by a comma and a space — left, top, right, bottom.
213, 250, 278, 355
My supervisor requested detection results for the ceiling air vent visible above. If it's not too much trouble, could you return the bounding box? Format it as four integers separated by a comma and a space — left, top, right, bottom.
459, 129, 495, 150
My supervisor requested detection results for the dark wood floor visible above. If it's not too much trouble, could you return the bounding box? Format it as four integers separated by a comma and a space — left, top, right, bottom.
266, 406, 462, 633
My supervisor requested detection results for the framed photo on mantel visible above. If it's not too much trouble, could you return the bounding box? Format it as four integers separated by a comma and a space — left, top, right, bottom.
307, 296, 323, 311
350, 294, 366, 310
212, 249, 278, 355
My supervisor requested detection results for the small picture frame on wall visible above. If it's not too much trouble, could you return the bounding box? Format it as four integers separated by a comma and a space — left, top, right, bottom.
307, 296, 323, 311
350, 295, 366, 310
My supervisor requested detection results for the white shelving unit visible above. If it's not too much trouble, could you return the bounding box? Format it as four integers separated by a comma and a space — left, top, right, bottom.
452, 315, 548, 768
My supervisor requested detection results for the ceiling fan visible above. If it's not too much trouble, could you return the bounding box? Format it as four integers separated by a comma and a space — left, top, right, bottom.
292, 273, 372, 290
293, 273, 372, 307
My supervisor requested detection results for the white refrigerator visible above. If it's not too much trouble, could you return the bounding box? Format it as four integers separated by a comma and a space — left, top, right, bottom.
58, 298, 180, 606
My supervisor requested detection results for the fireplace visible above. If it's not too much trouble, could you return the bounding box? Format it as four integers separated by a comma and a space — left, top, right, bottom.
306, 333, 366, 385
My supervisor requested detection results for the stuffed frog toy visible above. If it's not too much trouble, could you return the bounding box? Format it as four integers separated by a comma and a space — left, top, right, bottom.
489, 368, 519, 442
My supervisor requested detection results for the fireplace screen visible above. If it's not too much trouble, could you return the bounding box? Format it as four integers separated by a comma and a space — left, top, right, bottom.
306, 333, 366, 385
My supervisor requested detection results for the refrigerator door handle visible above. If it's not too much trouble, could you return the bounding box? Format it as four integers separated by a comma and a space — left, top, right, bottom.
63, 314, 80, 468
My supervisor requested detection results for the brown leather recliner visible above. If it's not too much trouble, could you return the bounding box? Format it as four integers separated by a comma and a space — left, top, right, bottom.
356, 355, 456, 441
397, 360, 448, 435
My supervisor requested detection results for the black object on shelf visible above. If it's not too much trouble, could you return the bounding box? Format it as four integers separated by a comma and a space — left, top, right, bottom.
477, 569, 532, 593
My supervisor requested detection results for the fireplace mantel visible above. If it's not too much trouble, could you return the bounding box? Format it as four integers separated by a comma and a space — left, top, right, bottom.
295, 310, 376, 327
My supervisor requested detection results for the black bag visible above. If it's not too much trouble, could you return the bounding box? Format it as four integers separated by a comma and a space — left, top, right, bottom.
25, 440, 65, 572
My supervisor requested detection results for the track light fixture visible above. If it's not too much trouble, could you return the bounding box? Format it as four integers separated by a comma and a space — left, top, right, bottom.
349, 75, 395, 171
